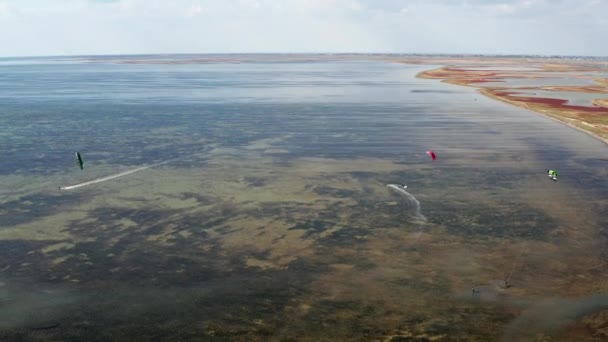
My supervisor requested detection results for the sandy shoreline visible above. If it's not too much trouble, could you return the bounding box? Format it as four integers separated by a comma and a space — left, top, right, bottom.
594, 99, 608, 108
414, 61, 608, 145
480, 88, 608, 145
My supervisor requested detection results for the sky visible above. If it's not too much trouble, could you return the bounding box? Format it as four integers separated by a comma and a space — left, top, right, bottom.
0, 0, 606, 57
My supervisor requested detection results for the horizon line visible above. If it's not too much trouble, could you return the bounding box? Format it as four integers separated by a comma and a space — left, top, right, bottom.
1, 52, 607, 60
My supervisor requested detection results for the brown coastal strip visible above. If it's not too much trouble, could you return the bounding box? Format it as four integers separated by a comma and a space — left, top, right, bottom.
479, 88, 608, 145
595, 78, 608, 87
490, 91, 608, 113
593, 99, 608, 108
539, 86, 608, 94
416, 64, 608, 145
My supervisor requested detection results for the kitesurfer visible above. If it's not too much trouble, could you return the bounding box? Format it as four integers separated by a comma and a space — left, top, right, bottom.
75, 152, 84, 170
547, 169, 557, 181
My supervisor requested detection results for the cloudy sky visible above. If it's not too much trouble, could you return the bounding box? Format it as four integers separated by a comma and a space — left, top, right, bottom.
0, 0, 606, 57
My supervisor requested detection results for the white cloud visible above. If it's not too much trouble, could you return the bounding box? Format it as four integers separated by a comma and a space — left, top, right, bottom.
185, 3, 203, 17
0, 2, 9, 16
0, 0, 606, 57
485, 0, 546, 15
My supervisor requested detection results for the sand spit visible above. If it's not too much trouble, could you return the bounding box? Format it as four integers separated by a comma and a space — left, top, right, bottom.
593, 99, 608, 108
414, 62, 608, 144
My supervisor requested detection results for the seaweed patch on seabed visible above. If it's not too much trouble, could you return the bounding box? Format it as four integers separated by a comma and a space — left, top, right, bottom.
426, 199, 558, 239
286, 189, 412, 233
502, 295, 608, 341
0, 151, 586, 341
0, 269, 317, 340
0, 192, 86, 227
12, 197, 247, 284
0, 239, 64, 277
0, 178, 330, 336
311, 185, 359, 198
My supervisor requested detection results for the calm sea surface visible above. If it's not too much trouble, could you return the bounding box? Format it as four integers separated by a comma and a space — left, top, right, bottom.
1, 55, 608, 340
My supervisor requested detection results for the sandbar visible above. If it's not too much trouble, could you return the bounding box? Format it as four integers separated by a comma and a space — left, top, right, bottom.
409, 58, 608, 144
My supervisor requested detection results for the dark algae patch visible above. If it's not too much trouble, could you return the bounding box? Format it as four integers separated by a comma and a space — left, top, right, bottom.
427, 200, 558, 239
0, 192, 85, 227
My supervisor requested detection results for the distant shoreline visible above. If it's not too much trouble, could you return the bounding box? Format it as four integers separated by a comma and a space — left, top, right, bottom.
414, 62, 608, 146
2, 52, 608, 60
478, 87, 608, 146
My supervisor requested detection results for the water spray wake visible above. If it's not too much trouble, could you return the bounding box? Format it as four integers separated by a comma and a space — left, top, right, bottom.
59, 161, 168, 191
386, 184, 427, 222
387, 184, 427, 241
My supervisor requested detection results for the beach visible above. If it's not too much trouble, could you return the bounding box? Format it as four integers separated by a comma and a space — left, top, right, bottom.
412, 58, 608, 145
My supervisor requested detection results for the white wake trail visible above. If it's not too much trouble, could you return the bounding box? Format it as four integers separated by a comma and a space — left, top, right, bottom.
59, 161, 168, 191
386, 184, 427, 222
387, 184, 427, 241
